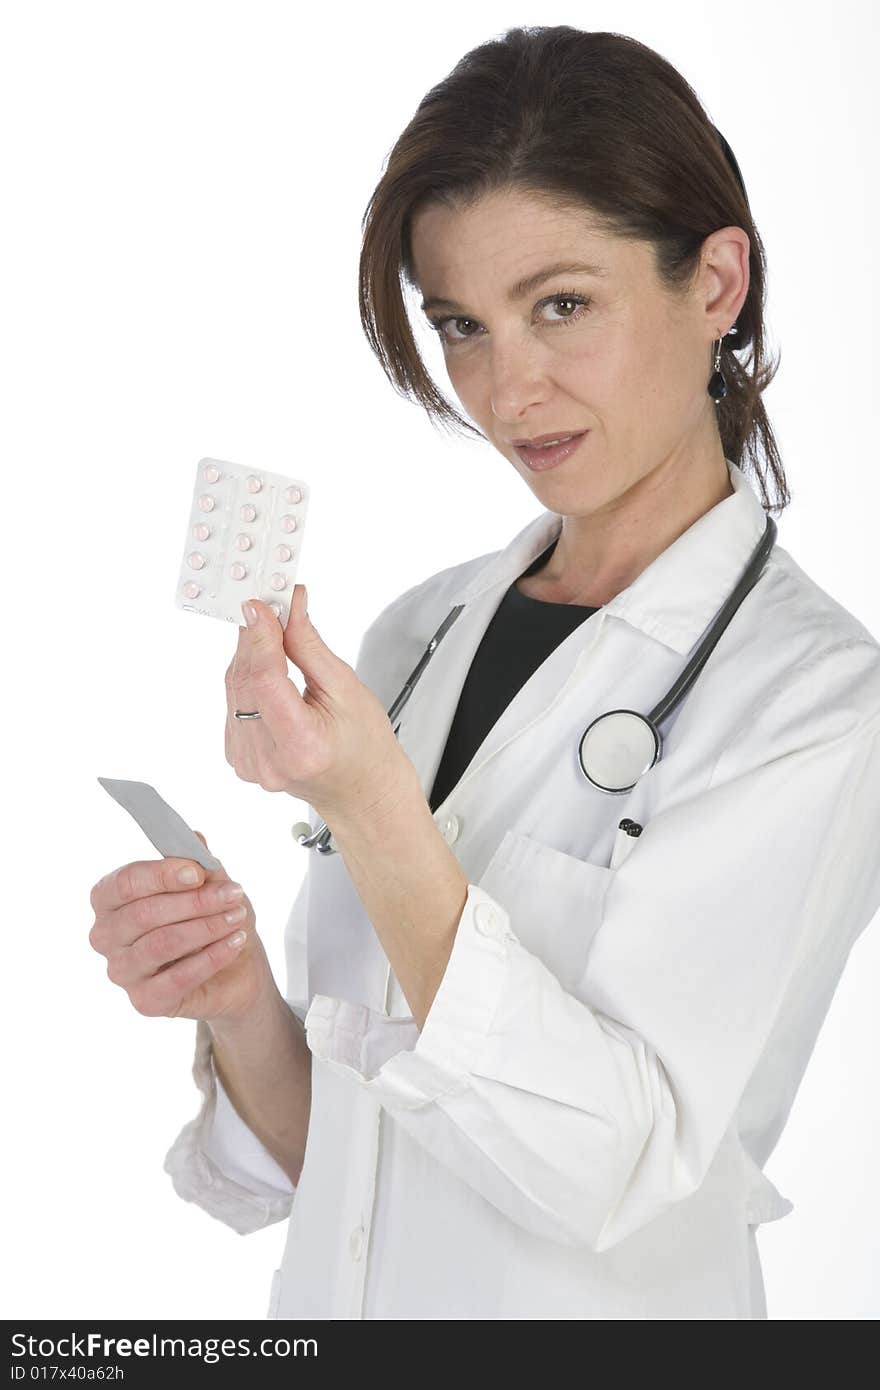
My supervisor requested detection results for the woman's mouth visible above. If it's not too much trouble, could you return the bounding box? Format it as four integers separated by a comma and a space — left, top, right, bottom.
514, 431, 589, 471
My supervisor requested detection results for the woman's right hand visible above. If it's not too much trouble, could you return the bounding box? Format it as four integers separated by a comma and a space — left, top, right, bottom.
88, 832, 275, 1027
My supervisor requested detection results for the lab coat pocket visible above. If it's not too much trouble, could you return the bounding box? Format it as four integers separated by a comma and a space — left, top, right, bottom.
478, 829, 615, 994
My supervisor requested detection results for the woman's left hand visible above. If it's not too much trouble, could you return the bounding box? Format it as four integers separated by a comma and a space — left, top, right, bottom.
224, 585, 414, 823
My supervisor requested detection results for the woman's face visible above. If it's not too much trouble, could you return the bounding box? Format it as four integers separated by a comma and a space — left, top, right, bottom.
410, 187, 748, 514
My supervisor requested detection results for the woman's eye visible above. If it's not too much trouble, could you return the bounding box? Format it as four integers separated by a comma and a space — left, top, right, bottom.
541, 295, 591, 324
427, 292, 591, 345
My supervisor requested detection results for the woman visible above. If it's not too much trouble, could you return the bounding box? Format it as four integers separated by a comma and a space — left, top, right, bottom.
93, 27, 880, 1318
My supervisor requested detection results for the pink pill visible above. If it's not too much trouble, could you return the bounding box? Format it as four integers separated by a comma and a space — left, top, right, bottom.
285, 485, 302, 505
234, 533, 252, 551
229, 562, 248, 580
246, 475, 262, 493
202, 464, 221, 483
182, 582, 201, 599
270, 573, 287, 591
275, 543, 292, 562
187, 552, 206, 570
240, 503, 257, 522
281, 515, 297, 533
198, 494, 215, 512
192, 523, 211, 541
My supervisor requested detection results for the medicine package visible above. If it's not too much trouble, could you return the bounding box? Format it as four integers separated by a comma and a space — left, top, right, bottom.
97, 777, 222, 871
174, 457, 310, 628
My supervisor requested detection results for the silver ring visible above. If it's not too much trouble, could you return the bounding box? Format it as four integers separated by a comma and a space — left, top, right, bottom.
234, 709, 262, 720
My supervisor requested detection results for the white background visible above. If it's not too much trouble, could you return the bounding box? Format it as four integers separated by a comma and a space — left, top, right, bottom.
2, 0, 877, 1321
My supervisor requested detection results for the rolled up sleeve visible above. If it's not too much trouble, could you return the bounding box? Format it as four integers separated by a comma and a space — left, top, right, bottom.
162, 1018, 297, 1235
163, 872, 311, 1235
305, 641, 880, 1251
205, 1046, 301, 1200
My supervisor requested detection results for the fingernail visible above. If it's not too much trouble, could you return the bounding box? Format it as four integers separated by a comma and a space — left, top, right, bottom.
242, 601, 258, 627
227, 929, 247, 949
178, 866, 200, 885
219, 882, 244, 902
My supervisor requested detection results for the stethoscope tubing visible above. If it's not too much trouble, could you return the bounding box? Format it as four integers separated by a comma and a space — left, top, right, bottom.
295, 514, 777, 852
295, 604, 467, 853
648, 514, 776, 729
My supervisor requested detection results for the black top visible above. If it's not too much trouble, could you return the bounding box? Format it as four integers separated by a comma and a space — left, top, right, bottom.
428, 538, 599, 813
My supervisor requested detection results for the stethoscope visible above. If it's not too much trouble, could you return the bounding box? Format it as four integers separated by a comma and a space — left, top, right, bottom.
292, 513, 777, 854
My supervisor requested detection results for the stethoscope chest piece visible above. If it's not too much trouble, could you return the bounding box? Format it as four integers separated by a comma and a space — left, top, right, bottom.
578, 709, 662, 794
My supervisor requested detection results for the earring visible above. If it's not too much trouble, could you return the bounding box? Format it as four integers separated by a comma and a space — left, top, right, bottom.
708, 323, 738, 403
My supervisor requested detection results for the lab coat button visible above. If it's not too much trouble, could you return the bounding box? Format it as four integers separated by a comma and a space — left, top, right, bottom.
473, 902, 500, 937
349, 1224, 365, 1261
440, 813, 460, 845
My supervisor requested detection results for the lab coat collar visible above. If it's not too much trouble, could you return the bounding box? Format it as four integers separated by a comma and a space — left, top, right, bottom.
446, 459, 770, 657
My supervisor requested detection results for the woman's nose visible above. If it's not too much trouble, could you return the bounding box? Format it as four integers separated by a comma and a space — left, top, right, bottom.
488, 344, 553, 421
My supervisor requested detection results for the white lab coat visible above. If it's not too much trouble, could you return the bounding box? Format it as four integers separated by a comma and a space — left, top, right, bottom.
164, 459, 880, 1319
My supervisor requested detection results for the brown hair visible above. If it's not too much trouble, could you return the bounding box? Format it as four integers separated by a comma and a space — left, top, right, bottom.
358, 26, 789, 513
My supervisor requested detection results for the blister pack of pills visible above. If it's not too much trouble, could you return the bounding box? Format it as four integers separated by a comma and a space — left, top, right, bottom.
175, 457, 310, 628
